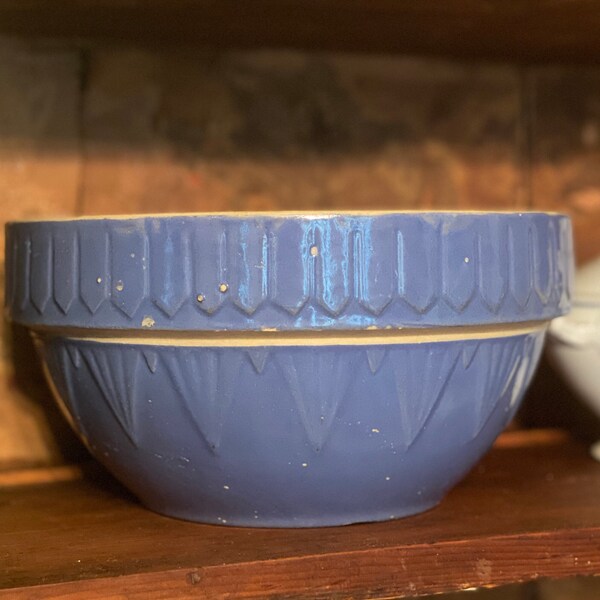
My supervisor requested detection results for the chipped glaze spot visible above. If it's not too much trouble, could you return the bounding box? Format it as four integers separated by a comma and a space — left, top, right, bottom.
141, 316, 155, 328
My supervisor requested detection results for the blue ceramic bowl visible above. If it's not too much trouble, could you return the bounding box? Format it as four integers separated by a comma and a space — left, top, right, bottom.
5, 212, 573, 527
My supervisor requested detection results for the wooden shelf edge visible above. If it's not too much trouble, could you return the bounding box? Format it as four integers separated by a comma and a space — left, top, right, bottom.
4, 528, 600, 600
3, 429, 600, 599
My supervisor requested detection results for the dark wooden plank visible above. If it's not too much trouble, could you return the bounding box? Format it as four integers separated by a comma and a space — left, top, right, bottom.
6, 532, 600, 600
2, 430, 600, 598
2, 1, 600, 63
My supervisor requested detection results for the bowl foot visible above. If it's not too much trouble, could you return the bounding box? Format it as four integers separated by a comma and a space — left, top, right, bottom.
141, 497, 444, 528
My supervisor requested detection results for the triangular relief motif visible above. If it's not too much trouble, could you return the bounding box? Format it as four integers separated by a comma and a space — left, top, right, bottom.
465, 338, 525, 438
81, 345, 141, 446
164, 348, 243, 452
276, 349, 359, 452
391, 345, 461, 448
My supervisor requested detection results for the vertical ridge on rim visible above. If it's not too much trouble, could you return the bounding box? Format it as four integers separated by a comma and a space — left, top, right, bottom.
5, 213, 573, 330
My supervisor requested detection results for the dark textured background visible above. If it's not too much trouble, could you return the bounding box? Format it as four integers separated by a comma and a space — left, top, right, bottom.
1, 41, 599, 470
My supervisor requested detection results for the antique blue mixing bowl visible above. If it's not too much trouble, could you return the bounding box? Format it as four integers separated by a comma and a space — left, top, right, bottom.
5, 212, 573, 527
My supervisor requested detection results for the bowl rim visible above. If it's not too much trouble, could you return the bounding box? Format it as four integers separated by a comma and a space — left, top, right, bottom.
7, 209, 567, 225
6, 207, 572, 331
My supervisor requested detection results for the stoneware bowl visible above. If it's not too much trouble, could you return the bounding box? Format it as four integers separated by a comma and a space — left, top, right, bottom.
5, 212, 573, 527
548, 257, 600, 423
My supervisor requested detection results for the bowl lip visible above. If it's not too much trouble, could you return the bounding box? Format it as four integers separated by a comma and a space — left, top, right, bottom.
6, 209, 568, 225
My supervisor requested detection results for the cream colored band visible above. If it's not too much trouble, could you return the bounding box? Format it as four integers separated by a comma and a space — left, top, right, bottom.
11, 209, 563, 223
32, 321, 548, 347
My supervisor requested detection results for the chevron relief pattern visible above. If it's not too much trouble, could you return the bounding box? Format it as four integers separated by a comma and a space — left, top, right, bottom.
29, 230, 52, 314
506, 332, 546, 410
45, 332, 543, 458
6, 215, 571, 328
42, 343, 87, 440
390, 345, 462, 448
80, 345, 142, 446
246, 348, 269, 374
150, 224, 192, 317
163, 348, 243, 452
463, 337, 525, 437
276, 349, 360, 452
53, 230, 78, 314
366, 347, 387, 374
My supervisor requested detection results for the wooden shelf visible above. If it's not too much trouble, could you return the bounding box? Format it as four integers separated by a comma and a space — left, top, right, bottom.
3, 429, 600, 599
2, 1, 600, 63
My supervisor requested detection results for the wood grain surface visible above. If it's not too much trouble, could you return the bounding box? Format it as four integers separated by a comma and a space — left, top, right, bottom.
2, 431, 600, 598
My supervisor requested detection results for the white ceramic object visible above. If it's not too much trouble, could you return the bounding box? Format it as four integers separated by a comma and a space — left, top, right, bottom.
548, 257, 600, 419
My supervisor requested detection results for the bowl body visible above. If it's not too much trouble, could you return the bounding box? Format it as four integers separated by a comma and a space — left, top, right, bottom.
5, 212, 573, 527
37, 329, 545, 527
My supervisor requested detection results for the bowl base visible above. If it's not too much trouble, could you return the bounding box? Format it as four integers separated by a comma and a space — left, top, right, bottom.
141, 497, 443, 528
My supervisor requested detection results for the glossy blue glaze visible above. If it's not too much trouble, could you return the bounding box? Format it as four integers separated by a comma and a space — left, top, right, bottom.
6, 213, 572, 331
5, 212, 573, 527
38, 331, 544, 527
